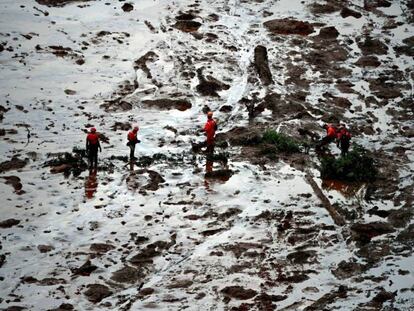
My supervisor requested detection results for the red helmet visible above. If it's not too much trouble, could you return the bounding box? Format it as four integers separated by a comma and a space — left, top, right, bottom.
133, 126, 139, 132
91, 127, 96, 133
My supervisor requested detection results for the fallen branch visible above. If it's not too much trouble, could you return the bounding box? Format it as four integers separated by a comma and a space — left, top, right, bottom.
305, 171, 346, 226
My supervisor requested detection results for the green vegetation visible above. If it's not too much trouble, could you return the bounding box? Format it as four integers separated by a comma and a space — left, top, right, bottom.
261, 129, 301, 154
320, 144, 377, 182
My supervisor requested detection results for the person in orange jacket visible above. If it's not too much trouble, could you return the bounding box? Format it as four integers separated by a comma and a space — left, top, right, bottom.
127, 126, 140, 160
86, 127, 102, 169
316, 123, 337, 151
336, 124, 351, 156
204, 111, 217, 154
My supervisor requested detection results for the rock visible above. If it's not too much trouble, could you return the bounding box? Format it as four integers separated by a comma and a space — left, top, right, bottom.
369, 79, 403, 99
0, 218, 20, 228
355, 55, 381, 67
72, 260, 97, 276
166, 279, 193, 289
64, 89, 76, 95
2, 307, 27, 311
396, 224, 414, 245
254, 45, 273, 85
37, 245, 54, 253
130, 247, 158, 264
357, 37, 388, 55
340, 7, 362, 18
111, 122, 131, 131
174, 21, 202, 32
84, 284, 112, 303
318, 26, 339, 39
2, 176, 23, 192
176, 12, 197, 21
47, 303, 74, 311
287, 250, 317, 264
205, 169, 233, 180
219, 105, 233, 113
332, 260, 365, 279
38, 277, 67, 286
402, 36, 414, 47
139, 287, 155, 296
277, 270, 310, 283
264, 19, 314, 36
394, 36, 414, 57
304, 286, 348, 310
308, 3, 340, 14
0, 254, 6, 268
372, 289, 395, 304
90, 243, 115, 253
201, 228, 225, 236
50, 164, 72, 174
196, 68, 230, 97
142, 98, 192, 111
142, 170, 165, 191
0, 156, 27, 173
254, 293, 287, 309
101, 99, 132, 112
364, 0, 392, 10
133, 51, 158, 78
35, 0, 91, 7
221, 286, 257, 300
111, 265, 144, 283
121, 3, 133, 12
351, 222, 394, 244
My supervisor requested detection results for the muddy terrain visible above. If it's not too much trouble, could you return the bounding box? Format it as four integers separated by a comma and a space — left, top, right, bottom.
0, 0, 413, 310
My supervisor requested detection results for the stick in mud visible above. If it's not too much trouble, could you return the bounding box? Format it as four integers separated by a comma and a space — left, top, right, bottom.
305, 171, 346, 226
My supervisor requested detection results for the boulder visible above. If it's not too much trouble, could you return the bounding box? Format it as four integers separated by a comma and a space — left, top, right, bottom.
141, 98, 192, 111
254, 45, 273, 85
221, 286, 257, 300
84, 284, 112, 303
340, 7, 362, 18
264, 19, 314, 36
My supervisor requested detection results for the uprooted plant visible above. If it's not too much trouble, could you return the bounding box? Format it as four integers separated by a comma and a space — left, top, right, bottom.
319, 144, 377, 182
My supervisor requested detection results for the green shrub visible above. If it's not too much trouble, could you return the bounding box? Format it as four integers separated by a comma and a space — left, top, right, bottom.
262, 129, 301, 153
320, 144, 377, 182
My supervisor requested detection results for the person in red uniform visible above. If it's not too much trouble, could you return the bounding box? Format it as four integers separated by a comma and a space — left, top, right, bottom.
86, 127, 102, 169
127, 126, 140, 160
336, 124, 351, 156
204, 111, 217, 154
316, 123, 337, 151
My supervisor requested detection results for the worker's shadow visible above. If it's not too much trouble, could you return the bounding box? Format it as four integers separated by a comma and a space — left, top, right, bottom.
84, 168, 98, 199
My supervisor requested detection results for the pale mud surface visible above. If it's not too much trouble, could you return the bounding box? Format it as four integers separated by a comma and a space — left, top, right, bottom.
0, 0, 413, 310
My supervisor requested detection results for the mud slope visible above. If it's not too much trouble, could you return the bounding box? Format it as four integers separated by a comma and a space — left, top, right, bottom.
0, 0, 413, 310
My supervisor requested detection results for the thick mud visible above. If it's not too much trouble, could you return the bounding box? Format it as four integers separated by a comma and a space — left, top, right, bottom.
0, 0, 413, 310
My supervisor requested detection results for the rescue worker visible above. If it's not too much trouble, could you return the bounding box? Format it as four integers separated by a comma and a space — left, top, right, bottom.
336, 124, 351, 156
204, 111, 217, 154
316, 123, 337, 151
127, 126, 140, 160
86, 127, 102, 169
